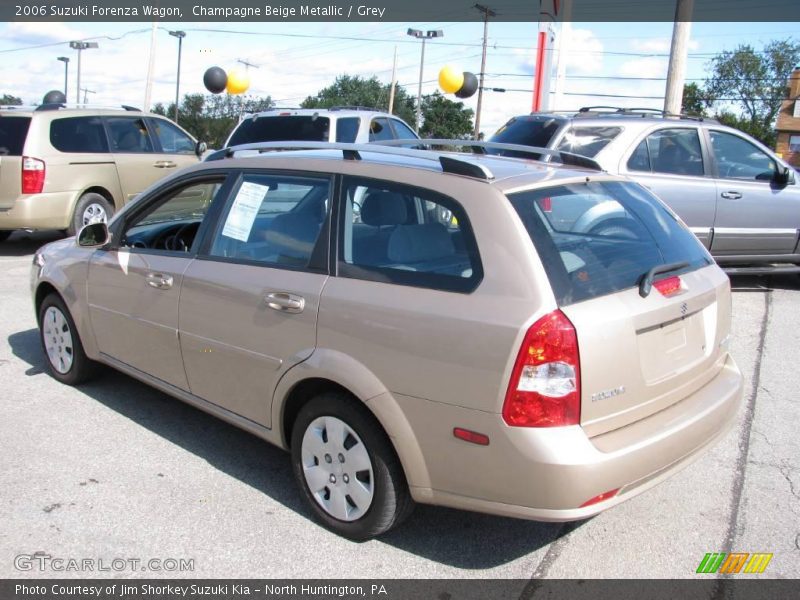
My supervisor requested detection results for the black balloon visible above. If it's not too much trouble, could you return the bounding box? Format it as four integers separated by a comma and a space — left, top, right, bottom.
203, 67, 228, 94
455, 72, 478, 99
42, 90, 67, 105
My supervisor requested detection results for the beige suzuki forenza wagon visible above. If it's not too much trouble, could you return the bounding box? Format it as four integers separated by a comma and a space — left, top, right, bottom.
31, 141, 743, 540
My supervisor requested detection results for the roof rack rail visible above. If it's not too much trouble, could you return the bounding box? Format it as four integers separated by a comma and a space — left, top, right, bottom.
574, 105, 711, 122
0, 105, 39, 111
328, 106, 381, 112
30, 103, 142, 112
204, 141, 495, 180
374, 139, 603, 171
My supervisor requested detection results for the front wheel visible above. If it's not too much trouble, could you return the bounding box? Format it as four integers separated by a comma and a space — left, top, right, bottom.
291, 393, 414, 540
38, 293, 98, 385
70, 193, 114, 236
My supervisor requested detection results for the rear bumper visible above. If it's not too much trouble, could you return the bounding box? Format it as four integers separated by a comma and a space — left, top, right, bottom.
402, 354, 743, 520
0, 192, 76, 230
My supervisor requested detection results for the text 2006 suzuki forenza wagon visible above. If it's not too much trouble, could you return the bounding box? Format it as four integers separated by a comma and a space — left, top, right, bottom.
32, 141, 743, 540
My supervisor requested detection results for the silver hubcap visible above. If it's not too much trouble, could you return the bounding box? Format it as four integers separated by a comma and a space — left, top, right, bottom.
43, 306, 74, 374
82, 203, 107, 226
301, 416, 374, 522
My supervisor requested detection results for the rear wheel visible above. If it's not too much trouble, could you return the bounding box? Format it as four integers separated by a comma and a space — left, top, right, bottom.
38, 293, 98, 385
69, 193, 113, 236
291, 392, 414, 540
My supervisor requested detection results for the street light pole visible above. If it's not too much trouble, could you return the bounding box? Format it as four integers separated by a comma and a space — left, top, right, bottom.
407, 28, 443, 134
57, 56, 69, 98
168, 30, 186, 123
69, 41, 98, 105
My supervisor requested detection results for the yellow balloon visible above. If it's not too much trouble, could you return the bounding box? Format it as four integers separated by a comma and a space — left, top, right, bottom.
226, 68, 250, 95
439, 65, 464, 95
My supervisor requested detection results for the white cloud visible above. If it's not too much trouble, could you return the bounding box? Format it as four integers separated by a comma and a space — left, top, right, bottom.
618, 57, 668, 79
630, 37, 700, 54
4, 22, 86, 45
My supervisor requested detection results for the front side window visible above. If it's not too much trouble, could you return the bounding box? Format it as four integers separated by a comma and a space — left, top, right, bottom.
710, 130, 777, 181
627, 128, 704, 176
50, 116, 108, 153
208, 173, 330, 268
120, 179, 224, 252
339, 177, 482, 292
149, 118, 195, 154
556, 126, 621, 158
508, 181, 712, 305
107, 117, 154, 153
390, 119, 418, 140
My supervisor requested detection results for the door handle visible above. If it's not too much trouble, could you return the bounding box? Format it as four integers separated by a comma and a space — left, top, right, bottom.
265, 292, 305, 314
153, 160, 177, 168
146, 272, 173, 289
720, 191, 742, 199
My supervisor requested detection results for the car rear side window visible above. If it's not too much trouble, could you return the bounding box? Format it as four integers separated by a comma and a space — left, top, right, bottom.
49, 116, 109, 153
338, 176, 482, 293
228, 116, 331, 146
508, 181, 712, 306
556, 126, 621, 158
0, 116, 31, 156
335, 117, 360, 143
628, 128, 704, 176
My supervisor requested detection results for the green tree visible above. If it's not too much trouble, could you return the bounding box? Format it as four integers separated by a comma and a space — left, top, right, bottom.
0, 94, 23, 105
704, 39, 800, 146
301, 74, 417, 129
420, 91, 474, 139
153, 93, 274, 148
681, 82, 714, 117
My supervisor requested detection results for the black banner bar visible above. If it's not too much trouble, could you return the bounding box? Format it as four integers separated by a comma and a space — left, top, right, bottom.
3, 0, 800, 22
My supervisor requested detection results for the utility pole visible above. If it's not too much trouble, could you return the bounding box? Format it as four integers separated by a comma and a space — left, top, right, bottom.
473, 3, 496, 139
236, 58, 260, 72
81, 88, 95, 104
388, 45, 398, 114
168, 30, 186, 123
664, 0, 694, 115
143, 22, 157, 111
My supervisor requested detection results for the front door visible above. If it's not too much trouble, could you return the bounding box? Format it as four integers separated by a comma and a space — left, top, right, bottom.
178, 171, 332, 426
707, 129, 800, 256
87, 177, 227, 389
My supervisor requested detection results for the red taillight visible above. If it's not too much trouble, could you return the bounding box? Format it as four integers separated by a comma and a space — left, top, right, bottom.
540, 197, 552, 212
653, 275, 683, 297
502, 310, 580, 428
22, 156, 46, 194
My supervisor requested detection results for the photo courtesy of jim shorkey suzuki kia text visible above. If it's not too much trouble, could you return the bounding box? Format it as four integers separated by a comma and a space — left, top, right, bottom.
14, 583, 389, 596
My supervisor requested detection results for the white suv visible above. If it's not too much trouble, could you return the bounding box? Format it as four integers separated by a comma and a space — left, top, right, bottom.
223, 107, 419, 148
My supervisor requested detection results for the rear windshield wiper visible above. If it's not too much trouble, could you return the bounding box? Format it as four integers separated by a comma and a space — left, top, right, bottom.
639, 261, 689, 298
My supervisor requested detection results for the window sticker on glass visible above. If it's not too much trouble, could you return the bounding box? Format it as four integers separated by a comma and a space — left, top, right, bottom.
222, 182, 269, 242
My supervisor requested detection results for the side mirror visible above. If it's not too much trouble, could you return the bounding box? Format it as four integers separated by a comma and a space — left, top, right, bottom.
77, 222, 109, 248
195, 140, 208, 157
773, 164, 793, 186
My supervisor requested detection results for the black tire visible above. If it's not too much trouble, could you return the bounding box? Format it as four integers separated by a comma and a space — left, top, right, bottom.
0, 231, 12, 243
38, 293, 98, 385
69, 193, 114, 236
291, 392, 414, 540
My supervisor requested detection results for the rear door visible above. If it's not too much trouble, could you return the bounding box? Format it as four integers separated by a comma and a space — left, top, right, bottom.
105, 116, 165, 204
178, 171, 331, 426
622, 127, 718, 249
707, 128, 800, 255
0, 115, 30, 209
507, 180, 730, 437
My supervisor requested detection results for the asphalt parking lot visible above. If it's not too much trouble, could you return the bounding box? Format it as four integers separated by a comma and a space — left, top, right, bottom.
1, 230, 798, 581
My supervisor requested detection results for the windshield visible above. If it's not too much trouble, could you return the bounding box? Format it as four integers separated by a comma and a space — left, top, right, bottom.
508, 181, 712, 306
0, 116, 31, 156
486, 116, 563, 159
227, 115, 330, 146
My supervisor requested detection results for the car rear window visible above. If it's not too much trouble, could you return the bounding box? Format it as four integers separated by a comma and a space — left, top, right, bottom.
508, 180, 712, 306
487, 116, 563, 158
227, 116, 330, 146
0, 116, 31, 156
555, 126, 621, 158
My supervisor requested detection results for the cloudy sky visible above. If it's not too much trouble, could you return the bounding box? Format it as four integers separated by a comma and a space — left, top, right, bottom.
0, 20, 795, 134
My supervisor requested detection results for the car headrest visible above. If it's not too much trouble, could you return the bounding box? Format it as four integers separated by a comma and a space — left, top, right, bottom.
361, 191, 408, 226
